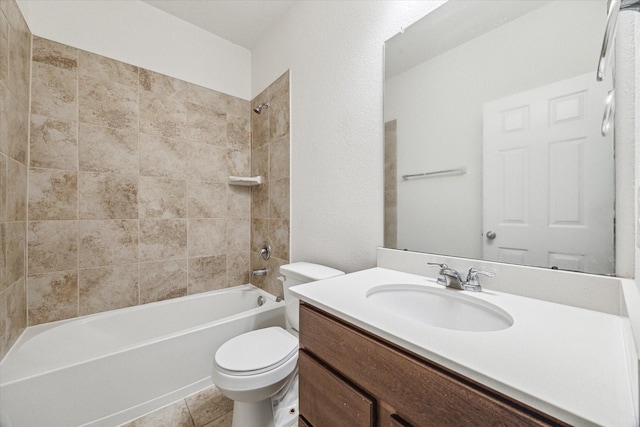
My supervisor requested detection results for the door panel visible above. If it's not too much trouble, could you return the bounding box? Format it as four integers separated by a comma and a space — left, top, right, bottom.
483, 72, 614, 274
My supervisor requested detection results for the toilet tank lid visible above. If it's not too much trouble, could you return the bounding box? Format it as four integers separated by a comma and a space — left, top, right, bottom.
279, 262, 344, 282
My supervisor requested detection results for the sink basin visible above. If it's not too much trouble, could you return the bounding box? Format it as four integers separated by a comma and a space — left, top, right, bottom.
366, 284, 513, 332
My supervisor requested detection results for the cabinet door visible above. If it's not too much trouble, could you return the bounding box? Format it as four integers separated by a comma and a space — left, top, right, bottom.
300, 304, 566, 427
298, 350, 375, 427
388, 414, 413, 427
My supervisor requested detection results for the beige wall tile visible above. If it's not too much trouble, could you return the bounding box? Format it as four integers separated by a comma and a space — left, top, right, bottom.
7, 19, 29, 107
30, 114, 78, 170
32, 36, 77, 70
27, 270, 78, 325
28, 220, 77, 274
188, 141, 227, 182
78, 219, 139, 268
0, 82, 8, 155
1, 225, 6, 290
78, 50, 138, 87
0, 153, 6, 223
31, 62, 77, 121
268, 94, 290, 141
186, 102, 226, 147
79, 264, 139, 315
139, 90, 187, 138
1, 87, 27, 163
139, 218, 187, 262
187, 83, 227, 112
139, 259, 187, 304
270, 219, 289, 260
0, 278, 26, 357
139, 133, 188, 179
188, 181, 227, 219
0, 11, 8, 83
6, 158, 26, 221
250, 219, 268, 256
226, 149, 250, 178
78, 172, 138, 219
139, 176, 187, 219
227, 218, 249, 254
78, 75, 138, 131
270, 135, 290, 181
269, 177, 290, 221
2, 0, 29, 353
251, 105, 269, 149
251, 182, 269, 220
185, 385, 233, 427
227, 186, 250, 219
227, 98, 250, 151
188, 218, 226, 257
227, 252, 250, 286
188, 255, 226, 294
78, 123, 138, 174
267, 71, 289, 101
140, 69, 188, 98
251, 145, 268, 181
4, 220, 24, 288
28, 168, 77, 220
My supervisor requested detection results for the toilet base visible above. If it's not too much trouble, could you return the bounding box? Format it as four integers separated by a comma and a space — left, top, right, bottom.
231, 399, 275, 427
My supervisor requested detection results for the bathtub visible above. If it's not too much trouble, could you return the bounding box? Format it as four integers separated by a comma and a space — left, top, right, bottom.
0, 284, 286, 427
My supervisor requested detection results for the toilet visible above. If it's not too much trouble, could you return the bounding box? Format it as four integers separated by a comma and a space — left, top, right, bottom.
212, 262, 345, 427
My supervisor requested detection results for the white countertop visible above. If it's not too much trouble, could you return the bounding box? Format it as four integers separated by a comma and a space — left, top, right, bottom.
290, 267, 636, 426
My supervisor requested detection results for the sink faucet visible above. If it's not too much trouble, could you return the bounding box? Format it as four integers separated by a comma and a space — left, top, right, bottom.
427, 263, 495, 292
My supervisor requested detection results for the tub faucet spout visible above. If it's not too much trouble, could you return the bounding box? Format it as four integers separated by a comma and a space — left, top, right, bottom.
252, 268, 268, 276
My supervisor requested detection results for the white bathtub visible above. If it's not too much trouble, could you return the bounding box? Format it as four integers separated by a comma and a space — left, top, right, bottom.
0, 284, 286, 427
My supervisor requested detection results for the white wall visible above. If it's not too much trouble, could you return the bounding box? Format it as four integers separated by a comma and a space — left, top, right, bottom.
16, 0, 251, 100
385, 1, 604, 259
251, 1, 442, 273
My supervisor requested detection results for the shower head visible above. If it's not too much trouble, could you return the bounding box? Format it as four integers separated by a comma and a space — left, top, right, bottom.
253, 103, 269, 114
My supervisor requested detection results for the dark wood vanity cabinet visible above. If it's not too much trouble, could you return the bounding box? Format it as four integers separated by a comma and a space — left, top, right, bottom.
298, 303, 569, 427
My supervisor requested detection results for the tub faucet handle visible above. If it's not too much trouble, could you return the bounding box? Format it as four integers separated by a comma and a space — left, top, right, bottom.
259, 242, 271, 261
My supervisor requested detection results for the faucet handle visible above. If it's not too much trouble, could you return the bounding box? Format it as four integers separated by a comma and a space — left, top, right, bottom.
464, 268, 495, 291
427, 262, 447, 269
427, 262, 448, 286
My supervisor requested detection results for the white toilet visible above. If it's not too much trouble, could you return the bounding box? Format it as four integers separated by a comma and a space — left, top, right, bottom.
211, 262, 344, 427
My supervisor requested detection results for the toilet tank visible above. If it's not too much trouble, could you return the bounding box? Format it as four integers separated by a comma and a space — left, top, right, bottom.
279, 262, 344, 331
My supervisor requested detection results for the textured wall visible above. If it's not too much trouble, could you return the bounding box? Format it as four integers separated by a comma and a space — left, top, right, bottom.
16, 0, 251, 100
250, 71, 290, 297
251, 1, 442, 273
0, 0, 29, 360
27, 37, 253, 325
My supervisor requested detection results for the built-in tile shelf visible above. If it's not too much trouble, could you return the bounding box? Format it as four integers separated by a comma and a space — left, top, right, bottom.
229, 176, 263, 186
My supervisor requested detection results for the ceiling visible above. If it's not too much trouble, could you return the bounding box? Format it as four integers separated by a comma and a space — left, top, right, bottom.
141, 0, 296, 50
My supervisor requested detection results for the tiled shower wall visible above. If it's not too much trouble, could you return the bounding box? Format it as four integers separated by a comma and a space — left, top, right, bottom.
26, 36, 255, 325
384, 120, 397, 248
0, 0, 29, 359
250, 72, 290, 297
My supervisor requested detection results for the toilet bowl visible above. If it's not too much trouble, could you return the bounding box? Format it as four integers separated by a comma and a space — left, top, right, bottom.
211, 262, 344, 427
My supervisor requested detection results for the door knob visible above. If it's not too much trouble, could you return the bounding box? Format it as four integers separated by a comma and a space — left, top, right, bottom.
486, 231, 496, 240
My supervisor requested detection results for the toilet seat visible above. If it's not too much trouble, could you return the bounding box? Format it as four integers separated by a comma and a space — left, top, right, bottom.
215, 327, 298, 376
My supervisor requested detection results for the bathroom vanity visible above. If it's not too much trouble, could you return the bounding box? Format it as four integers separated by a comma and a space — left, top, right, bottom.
298, 303, 565, 426
290, 250, 639, 426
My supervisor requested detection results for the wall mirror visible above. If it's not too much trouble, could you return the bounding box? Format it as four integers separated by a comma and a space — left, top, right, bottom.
384, 0, 615, 275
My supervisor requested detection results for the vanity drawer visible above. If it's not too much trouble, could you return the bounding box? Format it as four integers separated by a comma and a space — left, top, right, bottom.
299, 303, 566, 427
298, 349, 374, 427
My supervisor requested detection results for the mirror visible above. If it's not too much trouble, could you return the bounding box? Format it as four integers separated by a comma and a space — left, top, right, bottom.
384, 0, 614, 275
